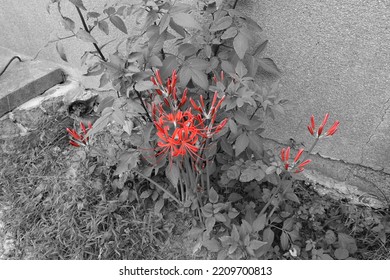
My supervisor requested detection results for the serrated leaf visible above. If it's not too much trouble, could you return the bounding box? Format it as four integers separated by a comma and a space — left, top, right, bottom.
98, 20, 109, 35
69, 0, 86, 10
60, 17, 75, 32
171, 13, 201, 30
119, 188, 129, 202
233, 32, 248, 59
110, 15, 128, 34
258, 58, 281, 76
135, 80, 155, 91
166, 163, 180, 188
235, 133, 249, 156
154, 197, 164, 214
209, 187, 219, 203
253, 214, 266, 232
76, 29, 98, 44
56, 41, 68, 62
210, 16, 233, 32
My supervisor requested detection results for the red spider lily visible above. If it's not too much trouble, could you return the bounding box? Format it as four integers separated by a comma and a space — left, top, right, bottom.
280, 147, 311, 173
308, 113, 340, 137
66, 122, 92, 147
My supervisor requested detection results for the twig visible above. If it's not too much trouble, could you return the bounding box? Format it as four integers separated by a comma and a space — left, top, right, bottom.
75, 6, 106, 61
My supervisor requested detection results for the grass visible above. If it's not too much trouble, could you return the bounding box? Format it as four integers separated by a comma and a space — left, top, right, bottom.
0, 111, 388, 260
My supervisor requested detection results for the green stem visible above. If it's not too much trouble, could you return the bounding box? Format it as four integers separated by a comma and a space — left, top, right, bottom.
75, 6, 106, 61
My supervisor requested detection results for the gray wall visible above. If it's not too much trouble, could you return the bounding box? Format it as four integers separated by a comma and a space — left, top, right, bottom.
1, 0, 390, 173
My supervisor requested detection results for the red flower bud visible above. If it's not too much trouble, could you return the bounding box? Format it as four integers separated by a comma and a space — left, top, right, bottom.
293, 148, 304, 163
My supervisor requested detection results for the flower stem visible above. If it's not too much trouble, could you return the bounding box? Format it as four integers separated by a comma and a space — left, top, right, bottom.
133, 170, 182, 206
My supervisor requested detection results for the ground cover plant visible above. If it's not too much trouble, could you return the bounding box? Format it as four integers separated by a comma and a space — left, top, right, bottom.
0, 0, 389, 260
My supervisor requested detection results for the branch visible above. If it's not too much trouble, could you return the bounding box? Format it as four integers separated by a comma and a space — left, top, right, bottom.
75, 6, 106, 61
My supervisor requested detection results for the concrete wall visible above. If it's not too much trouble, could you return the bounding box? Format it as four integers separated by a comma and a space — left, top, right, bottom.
1, 0, 390, 203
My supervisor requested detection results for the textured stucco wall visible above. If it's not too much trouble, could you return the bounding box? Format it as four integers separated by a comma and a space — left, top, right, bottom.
1, 0, 390, 174
242, 0, 390, 173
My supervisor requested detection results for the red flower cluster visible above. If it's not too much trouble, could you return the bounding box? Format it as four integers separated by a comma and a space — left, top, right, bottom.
308, 113, 340, 137
150, 69, 227, 161
66, 122, 92, 147
280, 147, 311, 173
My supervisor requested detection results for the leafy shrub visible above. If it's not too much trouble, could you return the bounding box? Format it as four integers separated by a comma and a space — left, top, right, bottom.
4, 0, 384, 260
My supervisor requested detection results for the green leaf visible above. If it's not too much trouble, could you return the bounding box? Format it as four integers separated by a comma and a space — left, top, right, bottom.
154, 197, 164, 214
96, 96, 115, 114
159, 13, 171, 34
135, 80, 155, 91
231, 225, 240, 242
55, 41, 68, 62
249, 240, 267, 250
334, 248, 349, 260
99, 73, 110, 88
233, 32, 248, 59
87, 12, 100, 18
178, 66, 192, 87
254, 40, 268, 56
221, 60, 235, 74
68, 0, 86, 10
119, 188, 129, 202
76, 29, 98, 44
253, 214, 266, 232
210, 16, 233, 32
60, 17, 75, 32
178, 43, 198, 57
221, 26, 238, 40
110, 15, 128, 34
148, 55, 163, 67
205, 216, 216, 232
188, 58, 209, 71
171, 13, 201, 30
285, 191, 300, 204
166, 163, 180, 188
169, 18, 186, 37
114, 151, 139, 175
258, 58, 281, 76
235, 133, 249, 156
161, 55, 178, 79
280, 232, 289, 251
187, 227, 204, 239
190, 68, 208, 90
228, 193, 243, 202
235, 60, 247, 77
209, 187, 219, 203
202, 238, 220, 252
215, 213, 226, 222
338, 233, 358, 254
98, 20, 109, 35
234, 110, 250, 125
239, 168, 257, 182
